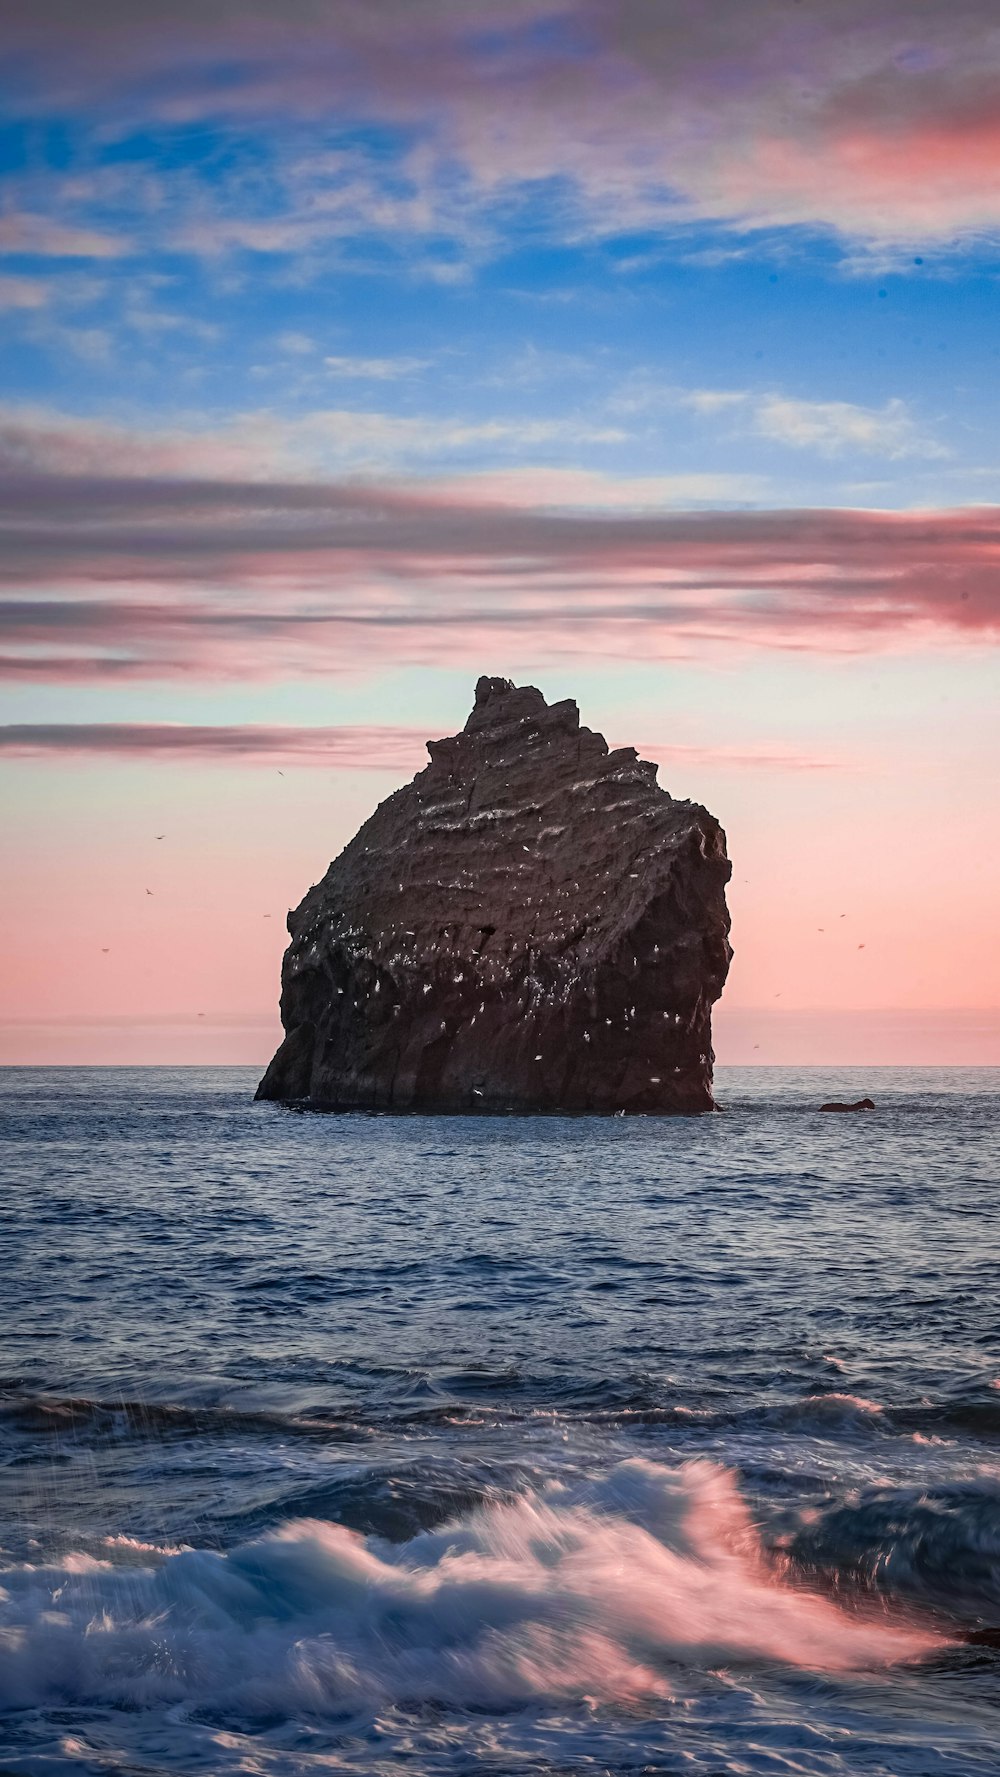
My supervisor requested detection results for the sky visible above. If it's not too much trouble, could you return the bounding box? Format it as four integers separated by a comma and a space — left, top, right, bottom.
1, 0, 998, 1067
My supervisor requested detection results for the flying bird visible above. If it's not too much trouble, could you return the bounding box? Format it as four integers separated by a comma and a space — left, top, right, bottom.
101, 948, 110, 953
145, 888, 154, 896
858, 943, 865, 949
156, 834, 165, 840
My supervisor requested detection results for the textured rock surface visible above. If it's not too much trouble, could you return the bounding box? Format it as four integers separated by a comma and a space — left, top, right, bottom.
256, 678, 732, 1113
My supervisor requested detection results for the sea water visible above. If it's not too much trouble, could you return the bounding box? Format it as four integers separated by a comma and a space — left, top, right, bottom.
1, 1065, 998, 1774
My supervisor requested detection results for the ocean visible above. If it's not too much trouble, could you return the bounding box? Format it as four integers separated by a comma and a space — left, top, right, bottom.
1, 1065, 998, 1775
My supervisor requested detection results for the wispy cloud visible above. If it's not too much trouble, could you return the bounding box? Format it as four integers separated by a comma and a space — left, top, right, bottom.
675, 388, 947, 459
46, 324, 116, 365
7, 2, 1000, 249
168, 150, 493, 268
324, 355, 431, 379
751, 394, 948, 460
0, 274, 50, 310
0, 722, 429, 770
0, 211, 128, 259
0, 401, 627, 481
0, 722, 842, 775
679, 390, 749, 418
277, 331, 316, 355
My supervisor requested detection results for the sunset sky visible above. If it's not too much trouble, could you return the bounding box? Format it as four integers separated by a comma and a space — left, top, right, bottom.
2, 0, 998, 1066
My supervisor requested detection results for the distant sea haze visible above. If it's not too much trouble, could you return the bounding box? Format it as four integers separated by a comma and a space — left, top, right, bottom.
2, 1008, 998, 1067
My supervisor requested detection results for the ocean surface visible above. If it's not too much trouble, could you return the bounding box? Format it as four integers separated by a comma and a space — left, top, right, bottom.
1, 1065, 999, 1776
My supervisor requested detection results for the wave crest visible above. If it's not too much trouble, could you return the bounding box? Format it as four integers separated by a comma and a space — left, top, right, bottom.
0, 1459, 940, 1721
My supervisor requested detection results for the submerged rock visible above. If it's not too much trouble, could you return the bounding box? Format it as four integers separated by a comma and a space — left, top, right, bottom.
256, 677, 732, 1113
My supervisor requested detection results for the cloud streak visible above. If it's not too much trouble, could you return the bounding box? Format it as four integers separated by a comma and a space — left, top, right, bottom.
0, 722, 429, 769
0, 402, 626, 482
0, 722, 840, 774
0, 451, 997, 680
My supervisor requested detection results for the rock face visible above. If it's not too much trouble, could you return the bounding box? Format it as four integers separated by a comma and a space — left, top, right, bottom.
256, 678, 732, 1114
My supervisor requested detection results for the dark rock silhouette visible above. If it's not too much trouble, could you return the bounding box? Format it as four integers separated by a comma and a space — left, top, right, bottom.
256, 677, 732, 1113
819, 1097, 876, 1113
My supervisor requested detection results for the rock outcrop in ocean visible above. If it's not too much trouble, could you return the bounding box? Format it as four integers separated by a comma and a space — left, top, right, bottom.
256, 677, 732, 1113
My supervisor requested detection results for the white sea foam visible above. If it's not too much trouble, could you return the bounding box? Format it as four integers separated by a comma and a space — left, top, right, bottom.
0, 1460, 939, 1721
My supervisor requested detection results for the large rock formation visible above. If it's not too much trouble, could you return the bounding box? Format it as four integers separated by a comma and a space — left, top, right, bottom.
256, 678, 732, 1114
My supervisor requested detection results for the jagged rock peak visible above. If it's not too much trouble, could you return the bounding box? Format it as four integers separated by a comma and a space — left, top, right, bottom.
256, 678, 732, 1115
465, 674, 581, 735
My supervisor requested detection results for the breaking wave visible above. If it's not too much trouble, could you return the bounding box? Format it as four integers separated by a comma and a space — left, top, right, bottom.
0, 1460, 940, 1723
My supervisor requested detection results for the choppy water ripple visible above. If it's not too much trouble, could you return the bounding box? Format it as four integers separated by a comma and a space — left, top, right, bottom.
0, 1065, 998, 1774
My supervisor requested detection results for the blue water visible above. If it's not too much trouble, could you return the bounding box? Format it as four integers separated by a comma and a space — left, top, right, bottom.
1, 1065, 999, 1775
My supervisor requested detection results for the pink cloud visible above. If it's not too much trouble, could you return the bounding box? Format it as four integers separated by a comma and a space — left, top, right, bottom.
0, 722, 429, 770
6, 3, 1000, 244
0, 721, 840, 773
0, 212, 128, 259
0, 434, 998, 679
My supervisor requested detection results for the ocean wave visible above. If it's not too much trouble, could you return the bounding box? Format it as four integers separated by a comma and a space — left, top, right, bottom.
0, 1389, 371, 1444
587, 1391, 890, 1437
0, 1460, 940, 1725
10, 1380, 1000, 1453
788, 1479, 1000, 1621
